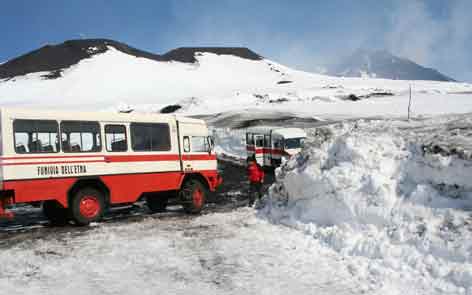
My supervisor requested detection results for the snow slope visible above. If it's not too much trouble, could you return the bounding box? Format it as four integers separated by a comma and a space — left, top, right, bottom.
261, 117, 472, 295
1, 44, 471, 119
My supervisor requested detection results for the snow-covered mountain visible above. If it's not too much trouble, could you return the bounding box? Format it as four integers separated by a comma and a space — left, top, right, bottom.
0, 39, 471, 118
0, 39, 263, 80
329, 49, 455, 82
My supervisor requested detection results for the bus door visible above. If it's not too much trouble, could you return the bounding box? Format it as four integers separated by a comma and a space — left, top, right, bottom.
263, 134, 271, 166
246, 133, 255, 158
254, 134, 264, 166
180, 123, 214, 172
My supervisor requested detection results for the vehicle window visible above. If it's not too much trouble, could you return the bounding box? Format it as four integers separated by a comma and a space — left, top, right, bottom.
284, 138, 305, 149
273, 139, 282, 149
264, 135, 271, 147
191, 136, 210, 152
13, 119, 59, 153
61, 121, 101, 152
105, 125, 127, 152
183, 136, 190, 152
255, 136, 264, 147
246, 133, 254, 145
131, 123, 171, 151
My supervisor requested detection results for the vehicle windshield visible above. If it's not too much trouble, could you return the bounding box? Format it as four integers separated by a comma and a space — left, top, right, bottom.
284, 137, 305, 149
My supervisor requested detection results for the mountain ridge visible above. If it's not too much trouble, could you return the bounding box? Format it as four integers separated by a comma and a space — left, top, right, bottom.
328, 49, 455, 82
0, 39, 263, 79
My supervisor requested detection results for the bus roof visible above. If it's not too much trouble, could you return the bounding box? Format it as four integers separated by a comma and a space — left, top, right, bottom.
0, 107, 205, 125
246, 126, 306, 138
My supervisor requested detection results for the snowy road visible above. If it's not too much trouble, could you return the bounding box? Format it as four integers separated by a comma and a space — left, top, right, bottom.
0, 159, 368, 295
0, 209, 366, 295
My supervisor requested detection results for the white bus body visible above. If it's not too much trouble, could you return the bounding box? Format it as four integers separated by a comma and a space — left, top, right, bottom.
0, 108, 222, 225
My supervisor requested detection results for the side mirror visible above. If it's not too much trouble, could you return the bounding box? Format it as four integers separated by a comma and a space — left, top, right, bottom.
208, 136, 214, 154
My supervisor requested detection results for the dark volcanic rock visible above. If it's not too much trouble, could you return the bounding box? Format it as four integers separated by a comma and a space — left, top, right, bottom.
0, 39, 264, 80
160, 105, 182, 113
0, 39, 164, 80
161, 47, 263, 63
346, 94, 361, 101
277, 80, 293, 84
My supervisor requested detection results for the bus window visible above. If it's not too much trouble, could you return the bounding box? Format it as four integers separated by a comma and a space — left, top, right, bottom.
255, 136, 264, 147
61, 121, 102, 153
246, 133, 254, 145
191, 136, 210, 152
273, 139, 282, 149
264, 135, 271, 147
183, 136, 190, 152
284, 138, 305, 149
13, 119, 59, 153
105, 125, 127, 152
131, 123, 171, 152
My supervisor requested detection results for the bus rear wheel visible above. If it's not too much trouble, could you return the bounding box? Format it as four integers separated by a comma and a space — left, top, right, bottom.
42, 200, 69, 225
180, 180, 207, 214
70, 188, 105, 226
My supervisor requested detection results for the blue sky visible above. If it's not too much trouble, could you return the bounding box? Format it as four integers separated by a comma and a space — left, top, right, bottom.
1, 0, 472, 81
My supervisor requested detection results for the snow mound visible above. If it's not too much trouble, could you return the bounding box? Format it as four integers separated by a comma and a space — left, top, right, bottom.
262, 120, 472, 294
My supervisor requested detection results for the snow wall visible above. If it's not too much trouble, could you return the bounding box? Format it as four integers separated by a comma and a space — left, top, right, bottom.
261, 121, 472, 294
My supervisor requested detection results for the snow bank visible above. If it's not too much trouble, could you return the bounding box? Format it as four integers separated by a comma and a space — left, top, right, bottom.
262, 120, 472, 294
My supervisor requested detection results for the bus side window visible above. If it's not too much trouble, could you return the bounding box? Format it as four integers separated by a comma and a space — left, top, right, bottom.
105, 125, 127, 152
131, 123, 171, 152
183, 136, 190, 152
13, 119, 59, 154
61, 121, 102, 153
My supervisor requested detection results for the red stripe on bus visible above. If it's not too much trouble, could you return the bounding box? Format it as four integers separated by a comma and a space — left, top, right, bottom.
246, 146, 285, 155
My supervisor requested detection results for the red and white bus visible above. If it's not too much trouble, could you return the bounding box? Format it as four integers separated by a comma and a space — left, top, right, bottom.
246, 126, 306, 167
0, 108, 222, 225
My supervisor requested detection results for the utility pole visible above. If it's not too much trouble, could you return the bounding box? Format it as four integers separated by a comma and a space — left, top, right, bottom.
408, 84, 412, 121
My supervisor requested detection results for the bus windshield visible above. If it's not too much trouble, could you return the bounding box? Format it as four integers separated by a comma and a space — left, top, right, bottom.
284, 137, 305, 149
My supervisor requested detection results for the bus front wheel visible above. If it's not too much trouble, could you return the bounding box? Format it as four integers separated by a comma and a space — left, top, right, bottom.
70, 188, 105, 226
180, 180, 207, 214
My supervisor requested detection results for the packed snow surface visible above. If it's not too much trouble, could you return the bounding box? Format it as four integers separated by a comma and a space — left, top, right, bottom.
261, 117, 472, 295
0, 209, 369, 295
